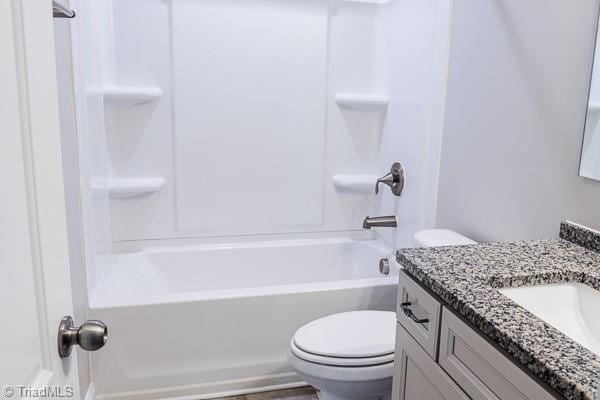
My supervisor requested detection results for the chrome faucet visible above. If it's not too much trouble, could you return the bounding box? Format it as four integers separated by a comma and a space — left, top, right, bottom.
362, 215, 397, 229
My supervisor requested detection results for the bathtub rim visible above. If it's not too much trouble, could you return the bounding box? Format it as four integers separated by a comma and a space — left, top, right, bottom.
119, 236, 390, 255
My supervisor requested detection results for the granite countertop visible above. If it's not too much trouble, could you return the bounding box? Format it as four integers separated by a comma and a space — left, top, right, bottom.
396, 221, 600, 400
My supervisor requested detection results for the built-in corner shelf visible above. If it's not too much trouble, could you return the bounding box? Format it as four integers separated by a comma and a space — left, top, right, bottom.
101, 86, 163, 106
332, 174, 377, 194
91, 177, 166, 199
335, 93, 389, 111
589, 102, 600, 113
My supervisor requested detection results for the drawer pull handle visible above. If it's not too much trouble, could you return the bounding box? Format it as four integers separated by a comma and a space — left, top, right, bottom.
401, 302, 429, 324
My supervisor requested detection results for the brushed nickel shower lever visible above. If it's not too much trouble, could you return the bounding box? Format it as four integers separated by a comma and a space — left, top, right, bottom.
375, 162, 405, 196
53, 1, 76, 18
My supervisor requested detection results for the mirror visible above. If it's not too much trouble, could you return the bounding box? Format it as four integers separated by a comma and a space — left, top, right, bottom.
580, 23, 600, 180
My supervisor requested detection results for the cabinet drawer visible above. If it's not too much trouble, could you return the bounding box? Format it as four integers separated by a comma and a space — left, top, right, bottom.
397, 270, 442, 359
439, 308, 557, 400
393, 324, 469, 400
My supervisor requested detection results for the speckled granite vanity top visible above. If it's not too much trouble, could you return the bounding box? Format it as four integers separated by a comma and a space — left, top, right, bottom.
397, 222, 600, 400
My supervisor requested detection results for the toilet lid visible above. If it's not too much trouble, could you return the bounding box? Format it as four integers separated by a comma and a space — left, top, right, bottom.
293, 311, 396, 358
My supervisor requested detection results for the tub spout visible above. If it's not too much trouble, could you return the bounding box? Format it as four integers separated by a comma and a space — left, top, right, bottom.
362, 215, 397, 229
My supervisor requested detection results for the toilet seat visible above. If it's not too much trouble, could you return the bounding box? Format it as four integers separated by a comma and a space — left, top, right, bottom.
291, 339, 394, 367
291, 311, 396, 367
288, 347, 395, 384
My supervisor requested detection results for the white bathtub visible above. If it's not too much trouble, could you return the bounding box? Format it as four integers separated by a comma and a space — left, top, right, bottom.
90, 238, 400, 400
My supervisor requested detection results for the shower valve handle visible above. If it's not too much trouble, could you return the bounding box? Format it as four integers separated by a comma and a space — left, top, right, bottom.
375, 162, 405, 196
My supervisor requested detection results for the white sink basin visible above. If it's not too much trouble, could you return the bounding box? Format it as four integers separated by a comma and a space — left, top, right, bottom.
499, 282, 600, 356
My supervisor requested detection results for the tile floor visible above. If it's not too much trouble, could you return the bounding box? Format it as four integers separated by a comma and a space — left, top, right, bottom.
213, 386, 318, 400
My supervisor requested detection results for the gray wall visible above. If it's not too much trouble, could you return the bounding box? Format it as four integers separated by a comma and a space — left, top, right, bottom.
436, 0, 600, 242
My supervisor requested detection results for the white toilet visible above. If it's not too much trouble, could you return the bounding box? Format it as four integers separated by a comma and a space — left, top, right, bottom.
287, 230, 476, 400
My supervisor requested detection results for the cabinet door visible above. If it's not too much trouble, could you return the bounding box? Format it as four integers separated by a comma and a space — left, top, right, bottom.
393, 324, 469, 400
439, 308, 558, 400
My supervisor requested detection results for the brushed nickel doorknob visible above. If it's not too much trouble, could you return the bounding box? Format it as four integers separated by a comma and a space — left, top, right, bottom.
58, 316, 108, 358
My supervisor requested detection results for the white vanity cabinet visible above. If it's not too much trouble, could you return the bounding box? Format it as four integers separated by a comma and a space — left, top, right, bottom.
393, 271, 559, 400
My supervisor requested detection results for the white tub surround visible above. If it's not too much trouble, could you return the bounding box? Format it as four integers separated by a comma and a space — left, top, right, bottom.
71, 0, 447, 249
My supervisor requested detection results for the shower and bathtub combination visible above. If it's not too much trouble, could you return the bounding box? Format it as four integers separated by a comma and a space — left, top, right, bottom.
58, 0, 452, 398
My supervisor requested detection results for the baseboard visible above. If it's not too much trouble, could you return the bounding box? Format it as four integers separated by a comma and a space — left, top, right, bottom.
94, 372, 306, 400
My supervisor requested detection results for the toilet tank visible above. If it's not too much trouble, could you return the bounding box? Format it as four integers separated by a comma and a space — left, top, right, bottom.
414, 229, 476, 247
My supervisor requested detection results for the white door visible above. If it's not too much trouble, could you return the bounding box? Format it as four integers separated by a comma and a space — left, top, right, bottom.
0, 0, 80, 398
